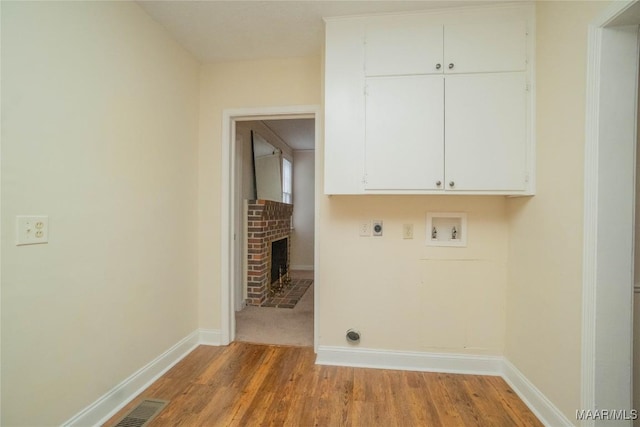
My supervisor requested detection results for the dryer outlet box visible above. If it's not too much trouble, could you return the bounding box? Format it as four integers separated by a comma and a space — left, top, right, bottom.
372, 220, 383, 236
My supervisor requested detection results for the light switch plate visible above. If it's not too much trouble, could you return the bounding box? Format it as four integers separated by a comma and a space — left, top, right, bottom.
403, 224, 414, 239
16, 215, 49, 245
359, 221, 371, 237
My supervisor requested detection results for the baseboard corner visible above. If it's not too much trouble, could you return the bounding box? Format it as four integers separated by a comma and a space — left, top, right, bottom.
501, 358, 573, 427
199, 328, 223, 346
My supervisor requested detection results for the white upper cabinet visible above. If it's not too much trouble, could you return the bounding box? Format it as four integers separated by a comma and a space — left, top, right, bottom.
365, 17, 444, 77
444, 21, 527, 74
323, 5, 535, 195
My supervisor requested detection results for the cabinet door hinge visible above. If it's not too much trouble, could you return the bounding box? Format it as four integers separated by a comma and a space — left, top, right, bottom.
526, 83, 530, 92
362, 174, 368, 184
525, 173, 530, 183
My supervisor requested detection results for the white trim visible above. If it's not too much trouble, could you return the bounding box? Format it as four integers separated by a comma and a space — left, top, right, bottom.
290, 264, 314, 271
221, 110, 233, 345
581, 22, 602, 425
199, 328, 223, 346
582, 3, 639, 422
501, 359, 573, 427
62, 330, 200, 427
64, 335, 569, 427
313, 107, 321, 354
220, 105, 321, 349
316, 345, 503, 376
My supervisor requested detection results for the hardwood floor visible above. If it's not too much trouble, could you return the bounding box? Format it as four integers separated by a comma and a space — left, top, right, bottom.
104, 342, 542, 427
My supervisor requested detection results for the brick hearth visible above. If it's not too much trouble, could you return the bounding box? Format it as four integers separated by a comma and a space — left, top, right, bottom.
246, 200, 293, 306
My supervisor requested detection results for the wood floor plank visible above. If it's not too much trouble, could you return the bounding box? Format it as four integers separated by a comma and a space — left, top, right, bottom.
103, 343, 543, 427
486, 375, 545, 427
404, 371, 443, 427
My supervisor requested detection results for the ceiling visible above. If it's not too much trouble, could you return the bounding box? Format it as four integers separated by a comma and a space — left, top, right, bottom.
262, 119, 315, 151
608, 1, 640, 26
137, 0, 508, 150
138, 0, 506, 63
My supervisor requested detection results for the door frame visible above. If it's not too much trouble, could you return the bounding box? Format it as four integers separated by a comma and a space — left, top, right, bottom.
220, 105, 321, 350
582, 0, 639, 419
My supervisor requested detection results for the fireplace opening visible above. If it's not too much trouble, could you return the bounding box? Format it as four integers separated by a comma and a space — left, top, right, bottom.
271, 237, 288, 284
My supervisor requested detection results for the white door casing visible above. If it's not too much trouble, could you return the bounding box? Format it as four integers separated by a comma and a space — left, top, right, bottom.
221, 105, 321, 349
583, 1, 639, 422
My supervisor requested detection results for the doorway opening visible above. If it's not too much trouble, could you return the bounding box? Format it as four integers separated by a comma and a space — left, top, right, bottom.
220, 106, 320, 350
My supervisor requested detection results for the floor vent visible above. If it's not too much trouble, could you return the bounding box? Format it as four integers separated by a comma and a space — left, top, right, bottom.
112, 399, 168, 427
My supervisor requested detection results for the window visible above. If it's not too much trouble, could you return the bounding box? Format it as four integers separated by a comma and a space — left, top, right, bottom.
282, 158, 292, 203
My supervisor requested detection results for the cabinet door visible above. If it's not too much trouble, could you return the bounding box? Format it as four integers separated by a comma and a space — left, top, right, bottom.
445, 73, 527, 192
444, 21, 526, 74
365, 75, 444, 191
365, 15, 443, 77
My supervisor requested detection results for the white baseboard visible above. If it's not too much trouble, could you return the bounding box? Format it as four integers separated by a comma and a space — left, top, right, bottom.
64, 334, 567, 427
501, 359, 573, 427
62, 329, 224, 427
316, 345, 503, 376
199, 328, 223, 346
63, 330, 200, 427
291, 264, 314, 271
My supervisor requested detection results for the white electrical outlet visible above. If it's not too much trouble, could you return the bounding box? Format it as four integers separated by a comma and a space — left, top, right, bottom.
403, 224, 414, 239
372, 220, 383, 236
16, 215, 49, 246
359, 221, 371, 237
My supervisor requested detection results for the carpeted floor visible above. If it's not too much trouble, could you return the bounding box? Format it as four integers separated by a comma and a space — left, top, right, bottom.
235, 271, 314, 347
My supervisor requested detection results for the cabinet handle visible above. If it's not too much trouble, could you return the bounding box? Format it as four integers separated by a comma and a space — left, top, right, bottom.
449, 181, 455, 187
436, 180, 442, 186
436, 63, 441, 70
448, 63, 454, 69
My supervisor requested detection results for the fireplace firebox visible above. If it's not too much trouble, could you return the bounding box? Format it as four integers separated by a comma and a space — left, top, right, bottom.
271, 238, 288, 285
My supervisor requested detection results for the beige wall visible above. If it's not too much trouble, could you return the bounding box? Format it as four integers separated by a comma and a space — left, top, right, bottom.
198, 57, 321, 329
317, 195, 508, 352
505, 0, 611, 421
291, 150, 315, 270
237, 120, 294, 203
1, 2, 200, 425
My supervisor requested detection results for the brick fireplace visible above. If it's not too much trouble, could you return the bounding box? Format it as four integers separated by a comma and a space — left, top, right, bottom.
246, 200, 294, 306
